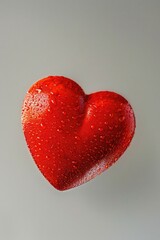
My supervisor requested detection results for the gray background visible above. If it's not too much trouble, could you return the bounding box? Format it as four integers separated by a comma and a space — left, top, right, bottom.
0, 0, 160, 239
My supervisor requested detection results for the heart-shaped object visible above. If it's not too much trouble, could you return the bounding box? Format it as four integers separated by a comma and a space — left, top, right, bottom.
22, 76, 135, 191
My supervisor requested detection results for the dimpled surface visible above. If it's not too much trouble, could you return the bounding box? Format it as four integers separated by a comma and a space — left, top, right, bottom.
22, 76, 135, 191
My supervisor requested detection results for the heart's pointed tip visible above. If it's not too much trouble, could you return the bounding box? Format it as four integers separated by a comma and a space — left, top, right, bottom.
48, 179, 74, 192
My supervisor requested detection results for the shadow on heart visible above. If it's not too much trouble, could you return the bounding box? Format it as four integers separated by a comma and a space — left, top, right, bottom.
81, 117, 156, 212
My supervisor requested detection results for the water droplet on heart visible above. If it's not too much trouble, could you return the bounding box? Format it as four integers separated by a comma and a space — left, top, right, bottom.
61, 120, 64, 124
62, 111, 66, 115
40, 123, 45, 129
36, 89, 42, 93
129, 109, 134, 117
109, 126, 113, 130
50, 91, 54, 95
74, 136, 80, 140
98, 127, 103, 132
100, 135, 105, 140
90, 125, 94, 129
57, 128, 61, 132
51, 99, 54, 104
35, 103, 41, 107
119, 116, 125, 122
109, 113, 113, 117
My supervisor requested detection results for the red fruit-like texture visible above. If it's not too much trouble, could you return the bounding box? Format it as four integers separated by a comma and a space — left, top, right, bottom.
22, 76, 135, 191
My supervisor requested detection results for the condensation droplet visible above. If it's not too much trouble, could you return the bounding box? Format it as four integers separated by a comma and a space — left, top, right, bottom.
57, 128, 62, 132
109, 113, 113, 117
36, 89, 42, 93
90, 125, 94, 129
98, 127, 103, 132
74, 136, 80, 140
119, 116, 125, 122
100, 135, 105, 140
129, 109, 134, 117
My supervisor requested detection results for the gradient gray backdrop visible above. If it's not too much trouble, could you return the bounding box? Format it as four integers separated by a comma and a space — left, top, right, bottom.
0, 1, 160, 240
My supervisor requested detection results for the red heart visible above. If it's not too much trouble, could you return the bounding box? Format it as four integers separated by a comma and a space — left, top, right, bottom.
22, 76, 135, 191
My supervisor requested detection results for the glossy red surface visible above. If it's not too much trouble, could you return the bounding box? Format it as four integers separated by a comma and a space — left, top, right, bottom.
22, 76, 135, 190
